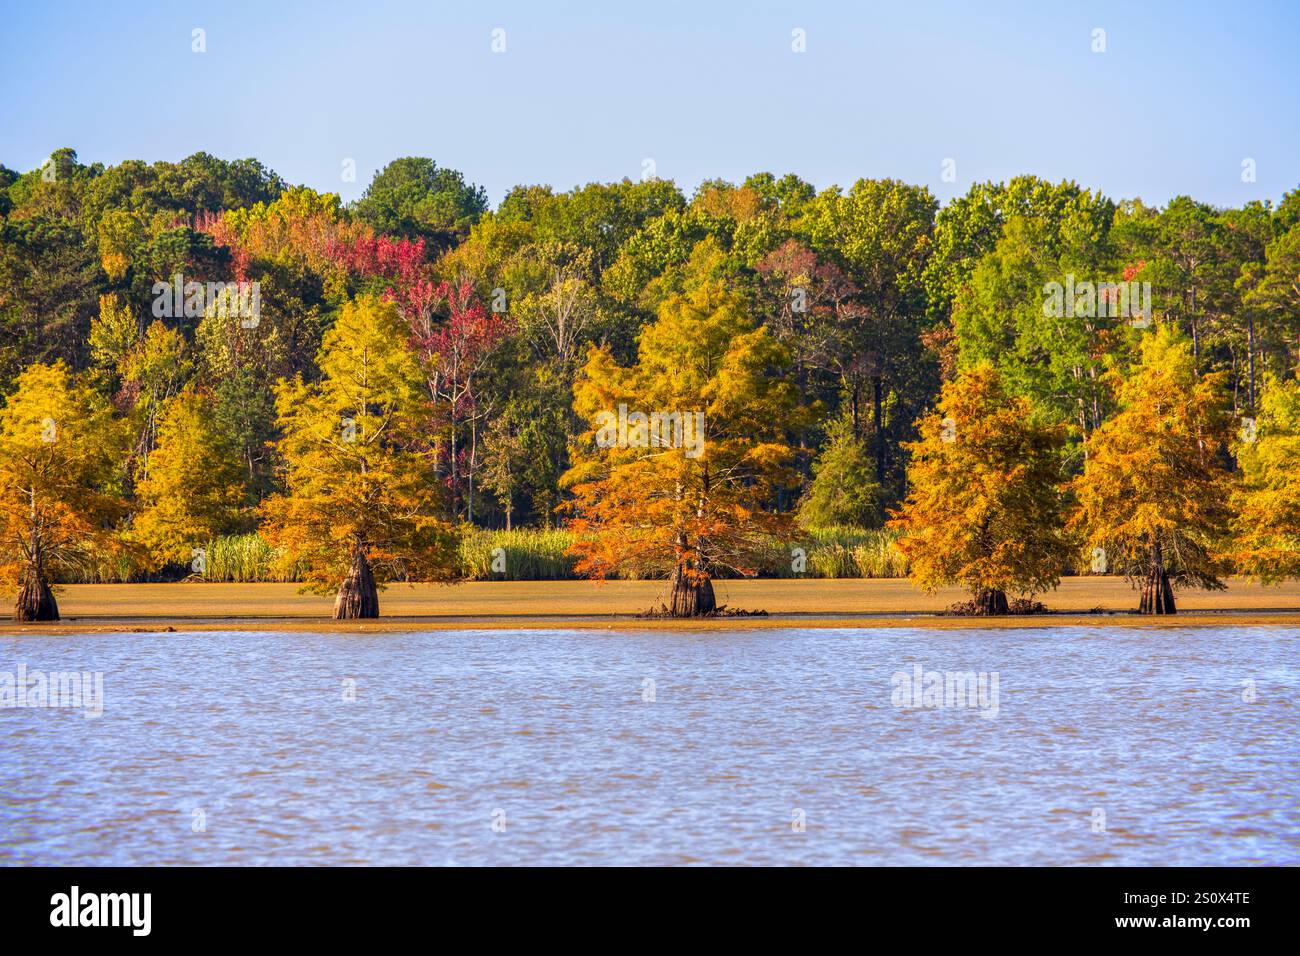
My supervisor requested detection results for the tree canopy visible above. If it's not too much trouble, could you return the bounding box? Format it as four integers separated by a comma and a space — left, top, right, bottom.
1, 146, 1298, 617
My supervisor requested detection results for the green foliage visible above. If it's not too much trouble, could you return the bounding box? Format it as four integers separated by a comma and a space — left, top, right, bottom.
202, 533, 298, 583
800, 527, 909, 579
798, 417, 881, 529
353, 157, 487, 248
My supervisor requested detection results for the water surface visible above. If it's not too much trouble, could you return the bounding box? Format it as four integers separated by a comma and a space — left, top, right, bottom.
2, 627, 1296, 865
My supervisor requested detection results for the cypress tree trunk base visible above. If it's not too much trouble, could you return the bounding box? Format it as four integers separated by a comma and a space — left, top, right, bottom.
15, 565, 59, 622
334, 549, 379, 620
669, 566, 716, 617
1138, 567, 1176, 614
974, 588, 1009, 616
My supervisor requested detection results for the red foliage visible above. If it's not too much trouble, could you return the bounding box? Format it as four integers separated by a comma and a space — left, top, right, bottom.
414, 279, 513, 416
1122, 259, 1146, 282
324, 234, 439, 324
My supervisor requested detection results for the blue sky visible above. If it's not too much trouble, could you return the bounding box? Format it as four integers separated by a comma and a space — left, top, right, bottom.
1, 0, 1297, 208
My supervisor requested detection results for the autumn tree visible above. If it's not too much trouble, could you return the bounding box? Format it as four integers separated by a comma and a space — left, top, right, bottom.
129, 388, 248, 571
118, 320, 192, 477
889, 364, 1072, 614
563, 281, 801, 616
260, 296, 459, 618
0, 362, 126, 620
1070, 327, 1234, 613
408, 280, 513, 522
1232, 373, 1300, 582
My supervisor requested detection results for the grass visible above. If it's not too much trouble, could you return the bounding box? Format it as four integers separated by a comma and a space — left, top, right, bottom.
52, 526, 911, 583
804, 526, 909, 579
203, 533, 300, 583
459, 528, 579, 580
458, 525, 910, 581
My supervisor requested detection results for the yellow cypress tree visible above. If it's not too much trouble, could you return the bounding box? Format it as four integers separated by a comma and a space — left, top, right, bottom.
889, 363, 1071, 614
1070, 326, 1234, 613
1231, 373, 1300, 582
0, 362, 127, 620
260, 296, 459, 619
129, 388, 248, 572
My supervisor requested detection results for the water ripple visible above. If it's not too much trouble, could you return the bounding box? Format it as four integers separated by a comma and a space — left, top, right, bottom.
0, 626, 1296, 865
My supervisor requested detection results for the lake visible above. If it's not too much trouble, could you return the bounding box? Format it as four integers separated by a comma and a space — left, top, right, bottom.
1, 627, 1296, 865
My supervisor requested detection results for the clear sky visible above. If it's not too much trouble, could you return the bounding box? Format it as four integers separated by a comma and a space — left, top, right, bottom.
1, 0, 1297, 209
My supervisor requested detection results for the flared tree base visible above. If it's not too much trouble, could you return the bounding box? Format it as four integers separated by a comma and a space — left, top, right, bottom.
334, 550, 380, 620
669, 567, 717, 617
973, 588, 1009, 616
15, 565, 59, 622
1138, 567, 1176, 614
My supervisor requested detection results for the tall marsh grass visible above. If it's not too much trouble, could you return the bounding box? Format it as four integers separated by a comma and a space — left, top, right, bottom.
459, 528, 578, 580
805, 526, 910, 579
202, 533, 300, 583
50, 525, 908, 583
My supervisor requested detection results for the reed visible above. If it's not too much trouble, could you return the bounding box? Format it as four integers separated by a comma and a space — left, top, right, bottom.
202, 533, 301, 583
49, 525, 909, 584
804, 526, 910, 579
459, 528, 579, 581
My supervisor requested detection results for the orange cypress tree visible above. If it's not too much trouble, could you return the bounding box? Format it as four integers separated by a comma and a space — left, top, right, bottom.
889, 363, 1072, 614
563, 281, 801, 616
1070, 326, 1234, 613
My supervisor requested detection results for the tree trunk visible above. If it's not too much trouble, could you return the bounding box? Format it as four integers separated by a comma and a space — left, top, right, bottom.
873, 374, 885, 484
334, 547, 379, 620
974, 588, 1008, 616
1247, 313, 1257, 413
1138, 540, 1176, 614
15, 563, 59, 622
1138, 567, 1177, 614
669, 564, 716, 617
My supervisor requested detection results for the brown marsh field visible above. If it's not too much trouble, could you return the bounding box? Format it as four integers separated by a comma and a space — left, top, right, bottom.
6, 576, 1300, 633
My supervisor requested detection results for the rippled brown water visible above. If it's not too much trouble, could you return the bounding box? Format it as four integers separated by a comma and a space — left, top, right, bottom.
1, 627, 1296, 865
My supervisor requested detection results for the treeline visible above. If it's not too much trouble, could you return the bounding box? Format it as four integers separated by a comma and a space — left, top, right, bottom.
1, 149, 1298, 618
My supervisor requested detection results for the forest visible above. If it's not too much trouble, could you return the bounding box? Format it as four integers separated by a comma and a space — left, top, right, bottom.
1, 148, 1298, 619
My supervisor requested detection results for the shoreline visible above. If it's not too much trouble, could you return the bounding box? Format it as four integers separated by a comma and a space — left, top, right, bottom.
3, 578, 1300, 633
